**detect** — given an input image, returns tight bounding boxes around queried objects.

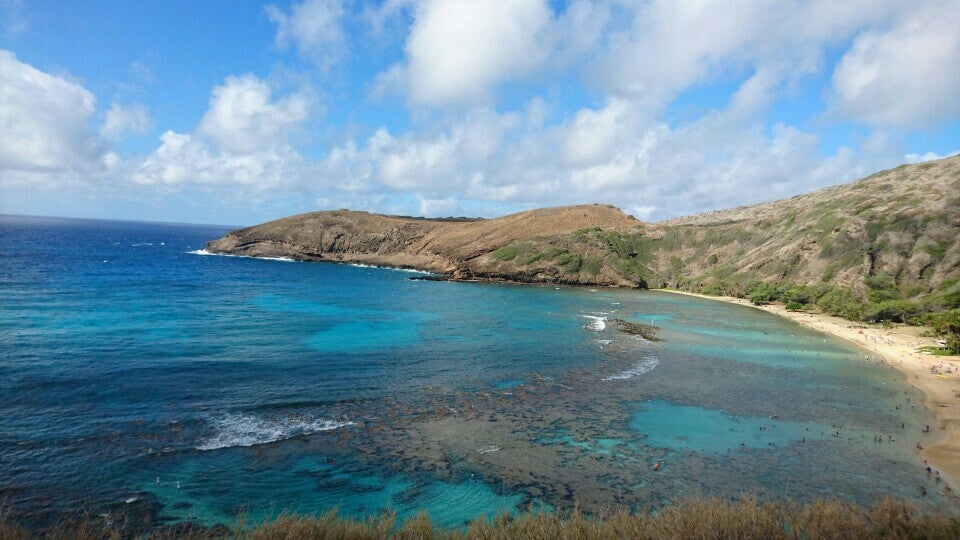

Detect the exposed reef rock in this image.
[611,319,662,341]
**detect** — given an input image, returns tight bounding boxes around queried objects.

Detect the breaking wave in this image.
[348,263,432,274]
[188,249,296,262]
[602,355,660,381]
[197,413,354,450]
[582,315,607,332]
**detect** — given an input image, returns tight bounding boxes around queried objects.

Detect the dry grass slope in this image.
[650,155,960,297]
[2,498,958,539]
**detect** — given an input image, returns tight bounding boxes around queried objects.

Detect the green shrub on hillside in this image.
[929,310,960,354]
[556,252,582,273]
[584,257,603,275]
[814,287,864,319]
[749,282,783,305]
[492,245,518,261]
[516,250,552,266]
[865,273,900,303]
[862,300,922,324]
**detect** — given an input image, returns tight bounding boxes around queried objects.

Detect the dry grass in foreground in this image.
[2,497,959,539]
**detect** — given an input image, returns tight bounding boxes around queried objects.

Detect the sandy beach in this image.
[660,289,960,498]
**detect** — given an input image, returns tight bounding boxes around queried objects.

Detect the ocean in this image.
[0,215,949,530]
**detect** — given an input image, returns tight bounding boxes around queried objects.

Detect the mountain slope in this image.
[206,204,649,287]
[206,155,960,314]
[648,155,960,315]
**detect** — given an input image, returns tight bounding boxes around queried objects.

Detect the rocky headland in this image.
[207,155,960,306]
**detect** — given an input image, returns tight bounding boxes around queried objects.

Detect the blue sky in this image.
[1,0,958,226]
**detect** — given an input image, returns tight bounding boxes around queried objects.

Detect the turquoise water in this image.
[0,216,950,532]
[631,400,828,454]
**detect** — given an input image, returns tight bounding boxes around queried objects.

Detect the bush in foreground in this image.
[2,497,958,539]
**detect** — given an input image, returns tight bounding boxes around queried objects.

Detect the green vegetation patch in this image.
[584,256,603,275]
[491,245,519,261]
[556,252,582,273]
[929,309,960,354]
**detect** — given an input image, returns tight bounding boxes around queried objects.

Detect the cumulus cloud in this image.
[198,74,310,154]
[319,63,908,221]
[135,74,312,188]
[101,102,151,140]
[400,0,553,106]
[0,50,104,185]
[6,1,958,224]
[831,3,960,128]
[904,150,960,164]
[266,0,346,68]
[593,0,901,111]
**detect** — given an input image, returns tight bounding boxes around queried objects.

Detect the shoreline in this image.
[658,288,960,498]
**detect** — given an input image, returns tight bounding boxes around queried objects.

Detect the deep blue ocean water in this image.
[0,216,950,530]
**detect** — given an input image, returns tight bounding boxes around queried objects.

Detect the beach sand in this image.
[660,289,960,499]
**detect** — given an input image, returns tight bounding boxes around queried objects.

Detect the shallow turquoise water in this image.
[0,216,950,531]
[631,400,828,454]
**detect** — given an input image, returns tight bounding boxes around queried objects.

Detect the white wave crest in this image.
[583,315,607,332]
[188,249,296,262]
[197,414,354,450]
[348,263,431,275]
[602,355,660,381]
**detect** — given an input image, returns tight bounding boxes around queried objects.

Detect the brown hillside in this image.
[649,155,960,299]
[207,156,960,303]
[206,204,646,286]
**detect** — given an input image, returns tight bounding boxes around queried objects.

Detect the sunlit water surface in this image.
[0,216,949,530]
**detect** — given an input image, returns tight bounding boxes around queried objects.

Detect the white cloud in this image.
[266,0,346,68]
[361,109,520,190]
[134,130,307,187]
[0,50,104,185]
[198,75,310,155]
[417,194,459,216]
[401,0,553,106]
[318,71,910,221]
[101,102,151,140]
[831,3,960,128]
[905,150,960,164]
[561,99,647,167]
[135,74,313,189]
[596,0,900,110]
[6,2,958,225]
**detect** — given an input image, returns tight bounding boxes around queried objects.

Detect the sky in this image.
[1,0,959,226]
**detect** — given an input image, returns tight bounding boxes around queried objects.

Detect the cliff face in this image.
[206,156,960,300]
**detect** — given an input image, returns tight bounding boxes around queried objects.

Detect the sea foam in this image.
[197,413,354,450]
[348,263,432,275]
[602,355,660,381]
[188,249,296,262]
[582,315,607,332]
